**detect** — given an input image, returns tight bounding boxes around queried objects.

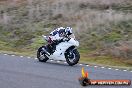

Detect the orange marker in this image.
[79,67,131,86]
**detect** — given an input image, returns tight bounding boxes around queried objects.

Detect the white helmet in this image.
[58,27,65,30]
[57,27,65,34]
[65,27,73,35]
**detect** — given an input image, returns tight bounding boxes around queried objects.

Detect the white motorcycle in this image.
[37,35,80,66]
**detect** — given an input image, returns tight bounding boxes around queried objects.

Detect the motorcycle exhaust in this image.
[42,48,50,56]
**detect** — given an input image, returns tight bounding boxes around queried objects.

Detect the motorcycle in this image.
[37,35,80,66]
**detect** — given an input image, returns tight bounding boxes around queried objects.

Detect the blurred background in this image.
[0,0,132,68]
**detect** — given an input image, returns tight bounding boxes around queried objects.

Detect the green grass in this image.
[79,2,132,13]
[80,55,132,70]
[103,32,122,42]
[0,36,45,57]
[29,36,45,50]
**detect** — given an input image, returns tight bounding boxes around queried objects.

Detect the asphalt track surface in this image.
[0,53,132,88]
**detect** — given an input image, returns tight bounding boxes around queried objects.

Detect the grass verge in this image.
[80,54,132,70]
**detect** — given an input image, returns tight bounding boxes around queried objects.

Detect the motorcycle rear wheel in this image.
[37,46,49,62]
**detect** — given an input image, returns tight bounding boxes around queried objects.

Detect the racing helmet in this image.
[58,27,65,35]
[59,27,65,29]
[65,27,73,35]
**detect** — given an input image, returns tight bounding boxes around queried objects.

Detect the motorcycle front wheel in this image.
[65,49,80,66]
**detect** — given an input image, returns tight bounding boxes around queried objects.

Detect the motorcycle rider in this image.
[43,27,73,55]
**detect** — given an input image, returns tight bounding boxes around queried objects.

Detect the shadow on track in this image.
[36,60,79,68]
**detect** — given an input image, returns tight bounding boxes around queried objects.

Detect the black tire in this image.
[37,46,49,62]
[79,77,91,86]
[65,49,80,66]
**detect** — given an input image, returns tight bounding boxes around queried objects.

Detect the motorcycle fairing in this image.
[46,38,79,61]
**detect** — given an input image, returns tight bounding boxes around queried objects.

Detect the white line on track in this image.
[20,56,23,57]
[94,66,98,68]
[4,54,7,55]
[57,61,60,63]
[101,67,105,68]
[27,57,30,58]
[115,69,119,70]
[64,62,67,64]
[11,55,15,56]
[35,58,37,60]
[79,64,83,66]
[86,65,89,67]
[50,60,53,62]
[123,70,127,72]
[3,54,132,73]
